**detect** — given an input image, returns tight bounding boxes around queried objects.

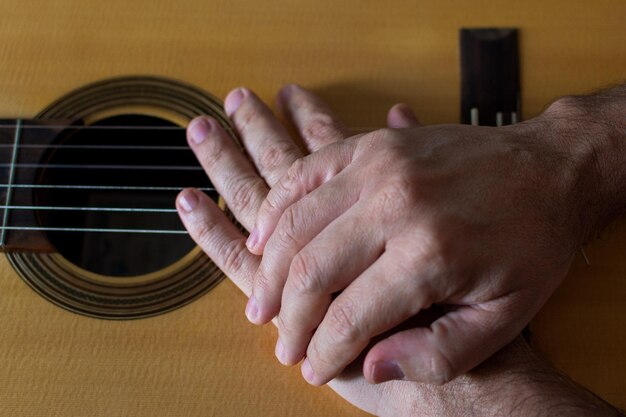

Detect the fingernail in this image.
[278,84,298,101]
[398,104,419,123]
[188,118,212,144]
[246,228,258,251]
[301,358,315,384]
[245,295,259,323]
[275,339,286,364]
[179,190,198,213]
[224,88,246,117]
[371,360,405,383]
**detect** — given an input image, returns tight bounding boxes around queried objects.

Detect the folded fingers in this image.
[247,171,362,324]
[301,249,437,386]
[278,84,351,151]
[248,138,360,255]
[275,201,386,366]
[222,87,304,188]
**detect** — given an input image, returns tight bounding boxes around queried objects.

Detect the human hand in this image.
[246,99,588,386]
[175,86,620,417]
[175,84,421,414]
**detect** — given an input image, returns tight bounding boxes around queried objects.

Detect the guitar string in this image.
[0,124,187,130]
[0,124,377,132]
[0,123,376,236]
[0,163,203,171]
[0,184,216,213]
[0,226,187,234]
[5,205,178,213]
[0,184,216,191]
[0,144,191,151]
[0,124,374,157]
[0,119,22,246]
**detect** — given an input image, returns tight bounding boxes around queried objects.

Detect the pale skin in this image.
[176,85,624,416]
[244,86,626,387]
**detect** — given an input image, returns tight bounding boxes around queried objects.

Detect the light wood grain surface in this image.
[0,0,624,415]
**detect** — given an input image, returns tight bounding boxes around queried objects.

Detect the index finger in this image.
[246,137,360,255]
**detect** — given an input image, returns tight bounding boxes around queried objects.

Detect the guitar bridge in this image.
[460,28,521,126]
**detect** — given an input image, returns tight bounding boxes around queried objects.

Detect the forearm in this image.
[536,85,626,241]
[399,338,623,417]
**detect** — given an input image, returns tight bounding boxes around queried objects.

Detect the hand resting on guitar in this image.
[249,86,626,387]
[176,85,624,417]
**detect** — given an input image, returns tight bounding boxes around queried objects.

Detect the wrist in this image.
[528,91,626,243]
[401,338,622,417]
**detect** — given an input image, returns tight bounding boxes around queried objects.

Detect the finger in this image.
[300,251,435,386]
[187,116,268,231]
[275,202,386,366]
[247,138,359,255]
[176,188,259,296]
[386,103,422,128]
[247,171,362,325]
[225,87,303,187]
[363,301,523,384]
[177,191,385,417]
[277,84,351,151]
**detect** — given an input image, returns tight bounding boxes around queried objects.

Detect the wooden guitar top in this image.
[0,0,624,415]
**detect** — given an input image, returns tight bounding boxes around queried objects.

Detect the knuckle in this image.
[259,190,281,220]
[218,238,249,273]
[356,131,378,150]
[289,251,324,295]
[355,129,410,162]
[285,157,306,184]
[191,218,219,251]
[276,313,297,338]
[302,114,342,143]
[306,337,334,371]
[326,298,361,343]
[258,140,295,172]
[375,176,414,215]
[412,229,450,275]
[276,205,300,247]
[253,266,274,295]
[226,175,264,213]
[201,139,225,168]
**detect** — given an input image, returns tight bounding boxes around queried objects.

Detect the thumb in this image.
[363,305,523,384]
[387,103,422,128]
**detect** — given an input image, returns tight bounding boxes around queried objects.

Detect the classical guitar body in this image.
[0,1,624,416]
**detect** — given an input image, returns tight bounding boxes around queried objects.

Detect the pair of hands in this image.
[176,85,582,391]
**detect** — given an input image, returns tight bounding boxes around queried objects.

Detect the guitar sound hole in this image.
[34,114,214,277]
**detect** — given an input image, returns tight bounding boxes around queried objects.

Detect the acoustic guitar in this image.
[1,1,624,416]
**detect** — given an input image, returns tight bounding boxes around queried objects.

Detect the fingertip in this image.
[275,84,293,114]
[177,188,200,213]
[245,227,262,254]
[245,295,261,324]
[277,83,298,101]
[367,360,405,384]
[364,327,455,385]
[247,212,275,255]
[187,116,214,145]
[301,358,325,386]
[251,201,280,253]
[387,103,421,129]
[246,275,278,325]
[245,284,274,324]
[224,87,249,117]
